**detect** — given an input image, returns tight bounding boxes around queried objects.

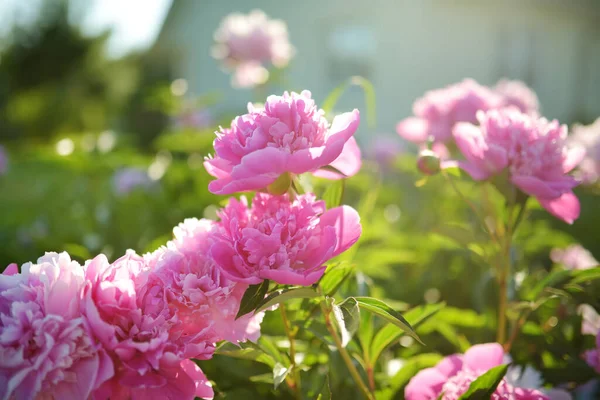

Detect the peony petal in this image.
[318,205,362,257]
[3,263,18,275]
[327,109,360,143]
[260,266,326,286]
[210,242,262,284]
[180,360,214,400]
[537,191,580,224]
[287,140,345,174]
[452,122,488,167]
[563,145,586,173]
[396,117,430,143]
[404,368,447,400]
[511,175,562,198]
[463,342,504,372]
[435,354,463,377]
[441,160,492,181]
[313,136,362,179]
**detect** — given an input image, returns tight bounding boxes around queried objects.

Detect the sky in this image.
[80,0,173,57]
[0,0,173,58]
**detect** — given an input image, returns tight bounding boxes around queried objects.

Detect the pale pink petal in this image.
[3,263,18,275]
[435,354,463,377]
[318,205,362,257]
[463,343,504,372]
[404,368,447,400]
[537,191,580,224]
[260,266,326,286]
[313,136,362,179]
[562,145,586,173]
[326,109,361,143]
[511,175,563,198]
[180,360,214,400]
[396,117,430,143]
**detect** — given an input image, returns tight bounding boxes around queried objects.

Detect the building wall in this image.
[153,0,600,140]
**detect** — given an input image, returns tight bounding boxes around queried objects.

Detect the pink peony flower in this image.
[148,218,264,345]
[212,10,294,88]
[82,251,213,400]
[0,252,113,400]
[397,79,502,145]
[569,118,600,185]
[211,193,362,286]
[550,244,598,270]
[494,79,540,115]
[405,343,567,400]
[204,90,361,195]
[446,108,585,224]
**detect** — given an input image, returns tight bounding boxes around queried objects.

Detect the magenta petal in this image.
[319,205,362,257]
[260,266,326,286]
[203,157,233,179]
[435,354,463,377]
[211,242,260,284]
[327,109,360,143]
[537,191,580,224]
[180,360,214,400]
[313,136,362,179]
[452,122,486,165]
[287,140,345,174]
[396,117,430,143]
[463,343,504,371]
[563,145,586,173]
[442,160,492,181]
[404,368,447,400]
[511,175,562,198]
[3,263,18,275]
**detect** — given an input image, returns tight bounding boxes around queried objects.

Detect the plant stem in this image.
[319,300,374,400]
[280,304,302,400]
[497,204,515,344]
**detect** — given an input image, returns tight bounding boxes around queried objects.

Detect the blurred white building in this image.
[152,0,600,136]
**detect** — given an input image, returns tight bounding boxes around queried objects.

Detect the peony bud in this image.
[416,149,441,175]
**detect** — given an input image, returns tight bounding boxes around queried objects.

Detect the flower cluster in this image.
[212,10,294,88]
[396,79,539,153]
[551,244,598,270]
[405,343,570,400]
[569,118,600,185]
[446,108,584,224]
[1,88,362,399]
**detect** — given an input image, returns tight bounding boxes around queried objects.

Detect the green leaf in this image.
[527,269,572,300]
[355,297,423,344]
[319,263,354,296]
[236,280,270,319]
[316,375,332,400]
[370,302,445,363]
[323,179,345,209]
[332,297,360,347]
[273,362,290,389]
[255,287,319,313]
[457,364,509,400]
[215,342,276,368]
[358,312,374,358]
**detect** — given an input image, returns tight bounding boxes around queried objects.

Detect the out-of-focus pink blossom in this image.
[211,193,361,286]
[148,218,264,345]
[446,108,584,224]
[405,343,567,400]
[174,108,214,131]
[494,79,540,114]
[212,10,294,88]
[578,304,600,336]
[0,145,8,175]
[204,90,361,195]
[550,244,598,270]
[569,118,600,185]
[397,79,540,147]
[83,251,213,400]
[112,167,154,196]
[585,335,600,374]
[0,252,113,400]
[397,79,502,145]
[366,135,404,167]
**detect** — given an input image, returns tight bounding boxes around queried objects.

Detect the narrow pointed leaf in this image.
[236,280,270,319]
[457,364,508,400]
[255,287,319,313]
[323,179,345,209]
[332,297,360,347]
[273,363,290,389]
[355,297,422,344]
[320,263,354,296]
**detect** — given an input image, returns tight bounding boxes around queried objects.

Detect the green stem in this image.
[497,204,515,344]
[280,304,302,400]
[319,300,374,400]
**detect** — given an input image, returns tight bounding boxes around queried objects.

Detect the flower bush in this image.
[2,8,600,400]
